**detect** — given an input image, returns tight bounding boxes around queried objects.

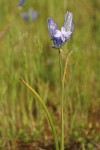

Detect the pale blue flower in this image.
[47,12,74,48]
[21,9,38,21]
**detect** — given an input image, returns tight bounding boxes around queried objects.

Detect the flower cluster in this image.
[17,0,38,21]
[21,9,38,21]
[47,12,74,48]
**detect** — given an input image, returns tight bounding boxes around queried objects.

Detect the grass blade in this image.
[19,78,59,150]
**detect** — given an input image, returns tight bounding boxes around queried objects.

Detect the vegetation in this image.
[0,0,99,149]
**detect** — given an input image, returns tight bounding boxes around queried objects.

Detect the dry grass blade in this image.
[62,50,73,85]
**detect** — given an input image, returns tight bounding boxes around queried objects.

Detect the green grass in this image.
[0,0,100,149]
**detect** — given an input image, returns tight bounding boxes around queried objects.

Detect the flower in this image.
[18,0,26,7]
[21,9,38,21]
[47,12,74,49]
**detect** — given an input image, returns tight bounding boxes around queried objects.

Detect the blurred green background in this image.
[0,0,100,149]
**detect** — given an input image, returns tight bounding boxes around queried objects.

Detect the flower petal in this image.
[52,37,63,48]
[61,35,66,42]
[61,27,72,42]
[54,30,62,38]
[63,12,73,32]
[71,22,74,31]
[63,31,72,38]
[47,18,58,37]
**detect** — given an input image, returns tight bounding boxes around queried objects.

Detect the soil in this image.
[4,137,100,150]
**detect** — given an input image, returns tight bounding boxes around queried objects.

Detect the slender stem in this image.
[61,81,64,150]
[61,50,73,150]
[58,49,64,150]
[59,50,62,81]
[19,79,59,150]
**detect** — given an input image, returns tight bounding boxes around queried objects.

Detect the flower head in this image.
[21,9,38,21]
[18,0,26,7]
[47,12,74,49]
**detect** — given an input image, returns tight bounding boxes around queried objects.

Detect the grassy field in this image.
[0,0,100,149]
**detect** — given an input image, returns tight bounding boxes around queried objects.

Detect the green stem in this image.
[61,50,73,150]
[61,81,64,150]
[19,79,59,150]
[58,50,64,150]
[59,50,62,82]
